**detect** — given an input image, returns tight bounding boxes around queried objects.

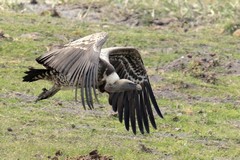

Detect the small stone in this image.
[210,53,216,57]
[7,127,13,132]
[20,32,42,40]
[187,54,192,58]
[51,8,60,18]
[71,124,76,128]
[172,116,180,122]
[89,150,98,156]
[175,128,181,131]
[30,0,38,5]
[51,156,58,160]
[233,29,240,37]
[55,150,63,156]
[198,110,204,114]
[139,144,153,153]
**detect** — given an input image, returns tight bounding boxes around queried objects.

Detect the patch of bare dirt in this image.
[20,2,141,27]
[65,150,112,160]
[160,52,240,84]
[46,149,112,160]
[19,32,42,40]
[0,91,35,103]
[154,86,240,107]
[194,139,230,150]
[148,76,240,107]
[0,91,113,121]
[8,1,203,29]
[227,120,240,129]
[139,144,154,153]
[3,0,226,32]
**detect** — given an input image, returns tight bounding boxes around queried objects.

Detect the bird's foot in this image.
[35,88,48,102]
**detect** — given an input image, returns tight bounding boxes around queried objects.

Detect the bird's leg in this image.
[97,80,106,93]
[98,83,106,93]
[35,85,61,102]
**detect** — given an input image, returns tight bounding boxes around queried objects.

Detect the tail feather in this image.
[23,68,49,82]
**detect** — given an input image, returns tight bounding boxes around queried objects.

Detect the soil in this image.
[47,150,112,160]
[158,51,240,84]
[161,52,240,75]
[11,1,202,29]
[22,2,144,27]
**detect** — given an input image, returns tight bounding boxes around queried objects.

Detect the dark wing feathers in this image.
[129,91,137,134]
[134,91,144,134]
[139,92,150,133]
[117,92,125,123]
[124,93,130,131]
[111,93,119,111]
[36,32,108,109]
[106,47,163,134]
[145,81,164,118]
[143,85,157,129]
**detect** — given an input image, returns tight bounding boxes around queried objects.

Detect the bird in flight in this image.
[23,32,163,134]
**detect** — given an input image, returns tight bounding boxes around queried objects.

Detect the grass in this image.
[0,0,240,159]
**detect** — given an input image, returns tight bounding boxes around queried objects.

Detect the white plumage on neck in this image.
[104,72,120,84]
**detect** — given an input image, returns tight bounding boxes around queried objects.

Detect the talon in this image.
[35,98,40,103]
[35,96,42,102]
[35,88,49,102]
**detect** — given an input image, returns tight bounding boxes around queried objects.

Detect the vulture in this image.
[23,32,163,134]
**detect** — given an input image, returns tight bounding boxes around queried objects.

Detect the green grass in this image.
[0,0,240,159]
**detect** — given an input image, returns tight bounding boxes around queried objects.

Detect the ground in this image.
[0,0,240,159]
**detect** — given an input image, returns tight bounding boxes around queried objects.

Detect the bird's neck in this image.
[99,58,120,84]
[104,72,120,84]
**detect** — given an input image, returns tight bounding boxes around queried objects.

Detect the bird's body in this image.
[23,32,163,134]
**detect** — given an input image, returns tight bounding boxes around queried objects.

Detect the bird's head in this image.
[104,79,142,93]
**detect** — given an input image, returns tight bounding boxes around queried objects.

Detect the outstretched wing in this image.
[36,32,108,109]
[102,47,163,134]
